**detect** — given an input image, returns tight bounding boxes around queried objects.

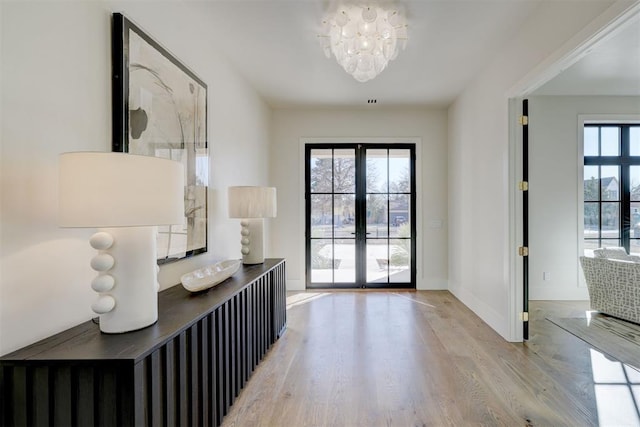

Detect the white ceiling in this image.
[197,1,640,108]
[534,11,640,96]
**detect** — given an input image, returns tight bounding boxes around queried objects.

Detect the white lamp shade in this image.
[228,186,277,218]
[59,152,185,227]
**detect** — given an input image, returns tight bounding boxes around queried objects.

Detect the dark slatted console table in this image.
[0,258,286,427]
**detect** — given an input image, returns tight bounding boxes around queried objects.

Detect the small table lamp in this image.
[228,186,277,264]
[59,152,184,333]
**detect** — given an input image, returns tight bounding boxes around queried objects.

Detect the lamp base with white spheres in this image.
[89,226,159,333]
[239,218,266,265]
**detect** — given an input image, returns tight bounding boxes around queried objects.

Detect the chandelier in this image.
[320,4,408,82]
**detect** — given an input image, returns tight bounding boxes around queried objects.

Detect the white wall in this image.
[271,108,448,290]
[0,1,271,355]
[448,0,616,341]
[528,95,640,300]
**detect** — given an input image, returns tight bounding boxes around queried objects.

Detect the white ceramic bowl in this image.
[180,259,241,293]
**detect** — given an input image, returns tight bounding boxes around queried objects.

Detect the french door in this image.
[305,143,416,289]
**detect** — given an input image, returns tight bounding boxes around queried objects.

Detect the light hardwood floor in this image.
[221,291,639,426]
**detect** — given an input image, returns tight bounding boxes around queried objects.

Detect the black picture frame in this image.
[112,13,208,264]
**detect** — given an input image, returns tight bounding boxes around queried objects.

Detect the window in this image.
[584,124,640,254]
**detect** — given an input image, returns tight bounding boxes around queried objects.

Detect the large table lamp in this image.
[58,152,184,333]
[228,186,277,265]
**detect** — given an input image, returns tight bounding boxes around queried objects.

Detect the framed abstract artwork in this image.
[112,13,208,264]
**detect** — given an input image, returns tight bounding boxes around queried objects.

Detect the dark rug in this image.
[547,313,640,369]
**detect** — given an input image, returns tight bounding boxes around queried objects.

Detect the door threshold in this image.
[305,288,416,292]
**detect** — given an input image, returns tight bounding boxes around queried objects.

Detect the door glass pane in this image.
[631,203,640,241]
[310,239,333,283]
[366,239,388,283]
[584,202,599,238]
[334,239,355,283]
[601,202,619,239]
[390,195,410,237]
[601,166,619,201]
[310,149,332,193]
[311,195,332,238]
[601,127,620,156]
[631,127,640,156]
[631,172,640,264]
[601,239,621,248]
[390,238,411,283]
[584,165,599,201]
[333,149,355,193]
[631,211,640,253]
[334,194,355,238]
[631,166,640,201]
[584,127,599,156]
[389,149,410,192]
[366,149,388,193]
[583,239,599,255]
[366,194,388,238]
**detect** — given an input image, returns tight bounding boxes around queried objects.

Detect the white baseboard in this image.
[286,278,305,291]
[530,285,589,300]
[449,284,512,342]
[286,278,446,291]
[417,278,448,290]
